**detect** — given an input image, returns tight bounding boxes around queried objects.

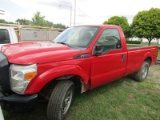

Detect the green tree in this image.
[131,8,160,45]
[103,16,130,38]
[16,18,31,25]
[46,20,54,27]
[53,23,67,29]
[0,19,6,23]
[0,19,14,24]
[31,11,67,28]
[31,11,47,26]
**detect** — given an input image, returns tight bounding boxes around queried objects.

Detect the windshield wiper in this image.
[56,42,71,47]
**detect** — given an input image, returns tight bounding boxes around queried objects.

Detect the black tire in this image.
[133,61,149,82]
[47,80,75,120]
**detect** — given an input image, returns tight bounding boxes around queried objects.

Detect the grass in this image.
[3,65,160,120]
[127,42,160,60]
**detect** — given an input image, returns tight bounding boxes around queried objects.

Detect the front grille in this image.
[0,51,10,91]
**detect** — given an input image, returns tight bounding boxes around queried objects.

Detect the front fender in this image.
[25,65,89,94]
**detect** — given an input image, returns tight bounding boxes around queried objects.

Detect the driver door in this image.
[90,28,127,88]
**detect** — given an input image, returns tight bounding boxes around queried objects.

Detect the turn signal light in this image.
[25,72,37,80]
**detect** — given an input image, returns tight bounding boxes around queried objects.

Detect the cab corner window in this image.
[0,29,10,44]
[95,28,121,54]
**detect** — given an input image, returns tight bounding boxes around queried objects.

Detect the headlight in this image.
[10,64,37,94]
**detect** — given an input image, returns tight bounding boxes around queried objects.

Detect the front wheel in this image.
[133,61,149,82]
[47,80,75,120]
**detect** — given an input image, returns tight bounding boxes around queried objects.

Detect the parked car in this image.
[0,26,18,48]
[0,25,158,120]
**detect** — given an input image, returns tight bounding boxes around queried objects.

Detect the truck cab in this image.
[0,26,18,48]
[0,26,18,45]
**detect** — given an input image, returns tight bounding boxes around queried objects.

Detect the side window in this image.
[0,29,10,44]
[96,28,121,54]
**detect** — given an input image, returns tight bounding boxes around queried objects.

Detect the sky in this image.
[0,0,160,26]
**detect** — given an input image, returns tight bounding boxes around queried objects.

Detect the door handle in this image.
[122,54,125,61]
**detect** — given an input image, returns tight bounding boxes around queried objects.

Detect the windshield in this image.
[53,26,99,48]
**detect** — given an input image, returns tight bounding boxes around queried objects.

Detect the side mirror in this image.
[95,45,103,51]
[93,45,103,56]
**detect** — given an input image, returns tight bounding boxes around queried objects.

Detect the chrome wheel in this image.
[133,61,149,82]
[62,89,73,114]
[142,64,148,79]
[47,80,74,120]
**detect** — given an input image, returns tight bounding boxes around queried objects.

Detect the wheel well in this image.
[40,75,82,100]
[144,57,152,65]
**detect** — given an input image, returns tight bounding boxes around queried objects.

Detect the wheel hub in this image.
[142,65,148,79]
[62,89,73,114]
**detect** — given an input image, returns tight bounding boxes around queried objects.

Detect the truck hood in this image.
[1,42,81,64]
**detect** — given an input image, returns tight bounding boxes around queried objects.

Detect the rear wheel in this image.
[47,80,74,120]
[133,61,149,82]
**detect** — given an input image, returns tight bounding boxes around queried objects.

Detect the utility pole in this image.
[70,6,72,27]
[74,0,76,26]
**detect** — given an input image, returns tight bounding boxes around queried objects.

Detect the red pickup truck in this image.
[0,25,158,120]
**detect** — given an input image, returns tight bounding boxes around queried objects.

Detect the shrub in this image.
[126,40,141,44]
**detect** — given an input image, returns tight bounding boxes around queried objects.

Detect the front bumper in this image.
[0,91,38,113]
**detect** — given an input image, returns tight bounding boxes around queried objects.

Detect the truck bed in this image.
[125,45,158,76]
